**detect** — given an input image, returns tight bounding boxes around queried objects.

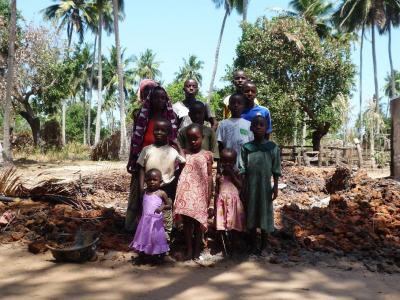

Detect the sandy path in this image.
[0,244,399,300]
[14,161,126,186]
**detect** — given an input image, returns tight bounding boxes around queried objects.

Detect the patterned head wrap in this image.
[129,84,178,166]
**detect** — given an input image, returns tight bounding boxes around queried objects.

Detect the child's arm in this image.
[230,169,242,191]
[207,154,213,207]
[154,190,172,213]
[138,166,145,197]
[171,138,186,159]
[208,117,218,131]
[271,144,282,201]
[272,176,279,200]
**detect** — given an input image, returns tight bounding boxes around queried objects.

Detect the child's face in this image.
[186,128,203,152]
[183,80,199,97]
[153,121,169,145]
[220,152,236,171]
[243,84,257,103]
[233,71,248,91]
[145,171,162,191]
[229,96,246,117]
[189,106,205,125]
[251,118,267,140]
[150,89,167,112]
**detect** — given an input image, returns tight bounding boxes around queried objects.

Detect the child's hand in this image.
[208,207,214,218]
[272,184,278,201]
[126,162,134,174]
[170,139,180,149]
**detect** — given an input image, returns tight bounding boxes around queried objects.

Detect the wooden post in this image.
[335,149,340,166]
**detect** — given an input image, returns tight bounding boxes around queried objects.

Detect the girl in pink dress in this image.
[130,169,171,261]
[214,148,245,255]
[174,124,213,260]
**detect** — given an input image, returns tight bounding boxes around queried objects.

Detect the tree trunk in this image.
[243,0,248,22]
[370,121,376,169]
[388,23,396,116]
[62,101,66,145]
[311,125,330,151]
[371,23,379,112]
[207,9,229,102]
[113,0,128,158]
[19,111,40,146]
[94,9,103,145]
[359,24,364,144]
[2,0,17,163]
[83,88,86,145]
[87,35,97,146]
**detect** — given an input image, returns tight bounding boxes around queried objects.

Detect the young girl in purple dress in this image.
[130,169,171,261]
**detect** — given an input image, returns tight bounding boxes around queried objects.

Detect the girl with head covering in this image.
[125,81,178,232]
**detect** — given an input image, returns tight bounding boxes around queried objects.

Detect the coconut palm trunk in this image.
[371,22,379,112]
[87,35,97,146]
[3,0,17,162]
[359,24,364,144]
[112,0,128,157]
[94,9,103,145]
[207,8,229,102]
[387,23,396,116]
[243,0,248,22]
[62,100,67,145]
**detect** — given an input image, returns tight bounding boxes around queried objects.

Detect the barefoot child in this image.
[178,101,219,160]
[174,124,213,260]
[217,93,253,167]
[130,169,171,259]
[242,82,272,139]
[125,85,178,232]
[137,118,186,239]
[173,79,217,130]
[239,116,281,254]
[222,70,248,119]
[214,148,246,255]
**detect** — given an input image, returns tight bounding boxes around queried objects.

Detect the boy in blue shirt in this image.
[242,81,272,139]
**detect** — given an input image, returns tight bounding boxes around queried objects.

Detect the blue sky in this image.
[19,0,400,121]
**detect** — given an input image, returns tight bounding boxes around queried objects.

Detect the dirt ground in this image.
[1,161,399,299]
[1,243,399,300]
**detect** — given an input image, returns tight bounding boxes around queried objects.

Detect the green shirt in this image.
[178,125,219,159]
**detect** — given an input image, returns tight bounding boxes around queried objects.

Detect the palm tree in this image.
[175,55,204,85]
[41,0,94,48]
[334,0,386,113]
[2,0,16,162]
[379,0,400,100]
[103,46,135,102]
[384,70,400,115]
[207,0,244,102]
[289,0,334,38]
[91,0,117,146]
[132,49,161,81]
[111,0,128,156]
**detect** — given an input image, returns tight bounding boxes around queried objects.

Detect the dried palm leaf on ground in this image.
[0,167,92,209]
[0,167,29,197]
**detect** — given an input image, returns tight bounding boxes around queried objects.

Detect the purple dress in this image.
[129,192,169,255]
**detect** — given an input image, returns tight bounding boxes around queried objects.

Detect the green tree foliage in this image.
[133,48,161,82]
[233,16,355,149]
[165,80,184,103]
[384,70,400,98]
[174,55,204,85]
[66,102,96,142]
[289,0,333,38]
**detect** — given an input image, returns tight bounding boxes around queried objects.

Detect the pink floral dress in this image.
[215,175,245,232]
[174,150,213,229]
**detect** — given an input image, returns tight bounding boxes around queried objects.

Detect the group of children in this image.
[126,70,281,262]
